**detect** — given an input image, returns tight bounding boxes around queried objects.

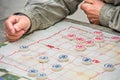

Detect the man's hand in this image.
[80,0,105,24]
[5,15,31,42]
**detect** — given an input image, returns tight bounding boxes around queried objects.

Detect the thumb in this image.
[13,21,25,32]
[13,16,30,32]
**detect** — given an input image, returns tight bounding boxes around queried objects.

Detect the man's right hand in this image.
[5,15,31,42]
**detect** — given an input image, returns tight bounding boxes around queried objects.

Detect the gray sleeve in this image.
[99,4,120,32]
[18,0,82,33]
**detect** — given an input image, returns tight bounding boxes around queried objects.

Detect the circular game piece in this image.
[85,40,94,47]
[52,64,62,72]
[95,37,104,43]
[111,36,120,42]
[39,56,49,63]
[94,31,103,36]
[75,37,85,43]
[37,72,47,80]
[58,54,69,62]
[75,44,86,51]
[19,45,29,51]
[81,57,92,65]
[28,69,38,77]
[104,63,115,72]
[67,33,76,40]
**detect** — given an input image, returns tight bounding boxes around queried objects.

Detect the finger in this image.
[80,3,92,13]
[7,30,25,37]
[6,35,19,42]
[92,19,100,24]
[89,18,100,24]
[5,16,17,34]
[87,14,99,21]
[13,16,30,32]
[13,21,25,32]
[6,30,25,42]
[7,37,19,42]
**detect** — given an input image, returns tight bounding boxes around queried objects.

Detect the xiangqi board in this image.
[0,21,120,80]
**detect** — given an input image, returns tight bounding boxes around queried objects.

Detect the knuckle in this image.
[80,4,86,9]
[80,4,91,12]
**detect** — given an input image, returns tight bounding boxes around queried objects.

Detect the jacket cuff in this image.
[20,11,36,34]
[16,9,41,34]
[99,4,115,27]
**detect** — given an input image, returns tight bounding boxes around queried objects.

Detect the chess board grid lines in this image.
[0,23,120,80]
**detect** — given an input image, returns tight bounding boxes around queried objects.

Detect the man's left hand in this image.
[80,0,105,24]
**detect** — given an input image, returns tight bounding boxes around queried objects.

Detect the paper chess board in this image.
[0,21,120,80]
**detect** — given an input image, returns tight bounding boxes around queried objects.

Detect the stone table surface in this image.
[0,0,26,20]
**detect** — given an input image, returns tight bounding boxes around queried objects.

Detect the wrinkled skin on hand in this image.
[5,15,31,42]
[80,0,105,24]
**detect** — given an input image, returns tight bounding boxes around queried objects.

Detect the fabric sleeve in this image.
[17,0,82,33]
[99,4,120,32]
